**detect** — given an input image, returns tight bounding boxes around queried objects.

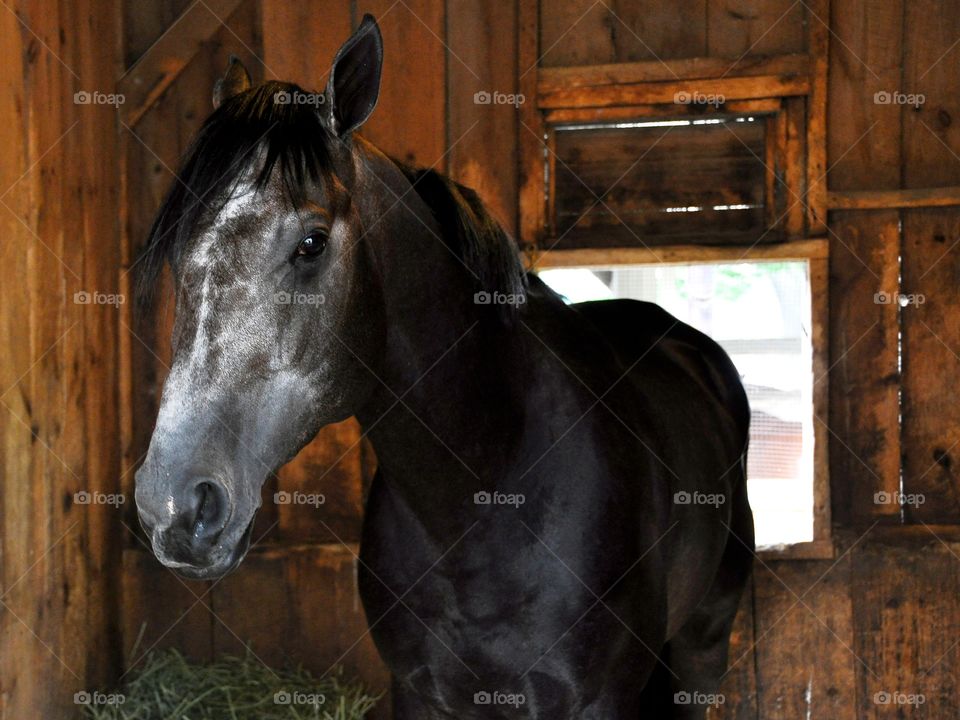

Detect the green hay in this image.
[80,649,379,720]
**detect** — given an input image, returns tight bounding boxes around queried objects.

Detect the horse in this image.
[133,15,754,719]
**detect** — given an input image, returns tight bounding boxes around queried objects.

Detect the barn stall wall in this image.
[0,1,123,717]
[3,0,960,718]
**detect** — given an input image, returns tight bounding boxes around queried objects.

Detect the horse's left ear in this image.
[326,15,383,136]
[212,56,252,109]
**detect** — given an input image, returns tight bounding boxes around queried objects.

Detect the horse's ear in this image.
[325,14,383,136]
[212,56,252,109]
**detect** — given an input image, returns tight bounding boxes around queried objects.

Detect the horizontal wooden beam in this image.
[538,53,810,109]
[544,98,783,124]
[828,186,960,210]
[528,237,829,269]
[118,0,246,127]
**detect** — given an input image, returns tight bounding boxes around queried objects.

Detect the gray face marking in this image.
[135,157,387,580]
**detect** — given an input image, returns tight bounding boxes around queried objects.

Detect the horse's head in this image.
[134,17,387,579]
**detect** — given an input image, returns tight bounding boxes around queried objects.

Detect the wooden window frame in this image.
[516,0,833,559]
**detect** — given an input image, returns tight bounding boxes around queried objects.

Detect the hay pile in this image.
[80,649,379,720]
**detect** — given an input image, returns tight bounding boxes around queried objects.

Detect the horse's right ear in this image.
[326,15,383,136]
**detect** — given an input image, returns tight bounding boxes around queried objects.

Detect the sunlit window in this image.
[538,261,814,548]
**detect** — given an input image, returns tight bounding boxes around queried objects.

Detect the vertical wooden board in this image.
[122,0,194,68]
[518,0,545,251]
[852,538,960,719]
[209,550,304,667]
[356,0,446,166]
[276,419,365,543]
[121,549,214,666]
[211,546,390,699]
[712,587,758,719]
[783,96,806,238]
[901,208,960,522]
[805,0,829,234]
[826,0,904,191]
[901,0,960,189]
[446,0,519,235]
[610,0,707,62]
[828,211,900,525]
[753,557,856,719]
[64,0,125,691]
[706,0,805,58]
[261,0,351,86]
[538,0,615,67]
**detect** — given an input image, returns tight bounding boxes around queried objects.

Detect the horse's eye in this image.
[296,232,327,259]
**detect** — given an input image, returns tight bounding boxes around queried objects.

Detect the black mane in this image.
[136,80,526,313]
[395,164,527,307]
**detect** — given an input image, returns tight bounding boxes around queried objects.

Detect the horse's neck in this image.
[351,149,528,531]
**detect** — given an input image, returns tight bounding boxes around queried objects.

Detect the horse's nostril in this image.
[189,480,229,545]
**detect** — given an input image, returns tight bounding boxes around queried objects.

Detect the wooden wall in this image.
[0,0,123,717]
[4,0,960,718]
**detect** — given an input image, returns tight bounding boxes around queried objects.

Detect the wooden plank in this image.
[714,586,758,718]
[530,237,829,268]
[538,0,615,67]
[517,0,545,250]
[0,0,124,715]
[898,2,960,522]
[446,0,519,235]
[827,212,900,525]
[805,0,829,234]
[117,0,247,127]
[811,255,831,541]
[782,96,806,237]
[539,72,811,109]
[707,0,806,57]
[538,53,809,94]
[212,544,391,706]
[829,186,960,210]
[852,538,960,718]
[901,208,960,523]
[356,0,446,167]
[544,97,782,124]
[122,0,193,68]
[607,0,707,62]
[276,419,364,543]
[121,549,214,665]
[753,556,856,719]
[826,0,904,192]
[901,0,960,189]
[261,0,351,86]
